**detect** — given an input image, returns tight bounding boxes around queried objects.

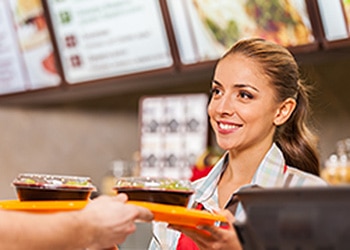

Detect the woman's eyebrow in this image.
[212,80,259,93]
[211,80,222,86]
[233,83,259,92]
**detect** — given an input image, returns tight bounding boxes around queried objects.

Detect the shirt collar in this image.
[190,143,286,207]
[191,153,228,204]
[251,143,286,187]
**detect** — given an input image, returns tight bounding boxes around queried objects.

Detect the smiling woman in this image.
[148,38,327,250]
[208,53,280,156]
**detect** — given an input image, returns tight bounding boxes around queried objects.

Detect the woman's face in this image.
[208,54,281,152]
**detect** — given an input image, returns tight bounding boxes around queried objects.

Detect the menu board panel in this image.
[167,0,316,65]
[0,0,60,95]
[317,0,349,41]
[45,0,173,84]
[343,0,350,34]
[0,0,27,94]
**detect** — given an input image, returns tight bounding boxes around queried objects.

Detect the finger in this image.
[169,224,196,231]
[169,224,196,233]
[113,193,128,202]
[180,228,214,248]
[102,245,118,250]
[170,225,219,249]
[198,225,222,238]
[135,206,154,221]
[124,204,154,221]
[172,225,211,237]
[219,209,236,224]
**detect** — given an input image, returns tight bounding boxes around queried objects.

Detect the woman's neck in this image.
[217,141,273,208]
[228,140,272,176]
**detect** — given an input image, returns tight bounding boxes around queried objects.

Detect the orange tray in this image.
[0,200,88,212]
[128,201,227,227]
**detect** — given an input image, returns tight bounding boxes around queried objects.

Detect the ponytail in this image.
[275,81,320,175]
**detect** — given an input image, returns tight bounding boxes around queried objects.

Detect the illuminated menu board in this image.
[167,0,316,64]
[317,0,349,41]
[0,0,27,94]
[0,0,60,95]
[46,0,173,84]
[343,0,350,31]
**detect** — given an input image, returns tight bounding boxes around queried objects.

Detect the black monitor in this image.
[234,186,350,250]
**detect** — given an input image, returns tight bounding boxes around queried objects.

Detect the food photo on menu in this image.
[191,0,313,51]
[343,0,350,30]
[9,0,61,89]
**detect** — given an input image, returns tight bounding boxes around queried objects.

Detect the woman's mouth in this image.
[217,122,241,133]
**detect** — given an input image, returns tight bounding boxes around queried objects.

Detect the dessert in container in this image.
[12,173,96,201]
[113,177,194,206]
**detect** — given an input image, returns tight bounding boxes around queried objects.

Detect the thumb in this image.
[113,193,128,203]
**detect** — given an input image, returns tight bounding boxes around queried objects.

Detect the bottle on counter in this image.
[101,160,135,196]
[321,139,350,185]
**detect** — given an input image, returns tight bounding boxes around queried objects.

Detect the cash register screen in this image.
[234,186,350,250]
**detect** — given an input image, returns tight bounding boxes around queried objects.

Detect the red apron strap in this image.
[176,233,200,250]
[176,203,203,250]
[282,164,295,188]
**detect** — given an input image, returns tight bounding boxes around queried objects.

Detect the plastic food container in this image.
[12,173,97,201]
[113,177,194,207]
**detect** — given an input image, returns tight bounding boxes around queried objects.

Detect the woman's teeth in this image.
[219,123,239,130]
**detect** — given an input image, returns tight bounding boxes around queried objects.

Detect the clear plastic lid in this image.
[113,176,194,193]
[12,173,96,191]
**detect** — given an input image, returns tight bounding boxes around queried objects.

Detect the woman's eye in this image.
[210,88,221,96]
[239,91,253,99]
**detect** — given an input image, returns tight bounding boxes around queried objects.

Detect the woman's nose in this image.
[211,95,235,116]
[219,95,235,114]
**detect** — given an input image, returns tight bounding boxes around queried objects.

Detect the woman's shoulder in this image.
[285,165,328,187]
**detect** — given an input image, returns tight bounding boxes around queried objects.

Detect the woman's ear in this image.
[273,98,297,126]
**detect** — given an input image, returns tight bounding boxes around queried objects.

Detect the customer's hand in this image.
[81,194,153,249]
[170,209,242,250]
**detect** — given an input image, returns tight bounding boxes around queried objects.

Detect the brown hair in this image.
[220,38,320,176]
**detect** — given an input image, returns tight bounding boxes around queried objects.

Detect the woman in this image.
[149,38,327,250]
